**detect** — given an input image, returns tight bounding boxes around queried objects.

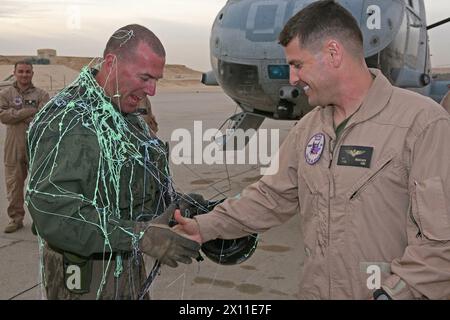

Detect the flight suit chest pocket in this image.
[413,177,450,241]
[346,150,396,200]
[298,161,327,243]
[299,163,329,200]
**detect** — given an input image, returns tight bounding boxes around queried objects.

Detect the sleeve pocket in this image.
[415,177,450,241]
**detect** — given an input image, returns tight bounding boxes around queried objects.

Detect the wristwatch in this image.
[373,288,392,300]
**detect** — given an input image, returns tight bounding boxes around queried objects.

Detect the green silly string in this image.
[26,67,174,298]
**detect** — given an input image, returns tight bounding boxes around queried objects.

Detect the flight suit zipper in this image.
[327,122,355,298]
[328,139,334,169]
[329,123,356,166]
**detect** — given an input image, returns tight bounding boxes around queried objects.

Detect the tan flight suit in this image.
[195,69,450,299]
[0,82,49,224]
[137,97,159,135]
[441,91,450,114]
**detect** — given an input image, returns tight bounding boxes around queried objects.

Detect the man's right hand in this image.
[173,209,203,244]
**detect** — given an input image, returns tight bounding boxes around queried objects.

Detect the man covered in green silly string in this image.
[26,24,200,300]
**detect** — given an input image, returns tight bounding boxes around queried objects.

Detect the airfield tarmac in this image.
[0,86,304,300]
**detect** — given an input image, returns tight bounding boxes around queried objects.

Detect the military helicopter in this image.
[202,0,450,133]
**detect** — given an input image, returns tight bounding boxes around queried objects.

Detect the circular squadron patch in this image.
[14,96,22,106]
[305,133,325,165]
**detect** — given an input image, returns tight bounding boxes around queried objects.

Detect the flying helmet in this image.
[201,234,258,265]
[179,195,258,265]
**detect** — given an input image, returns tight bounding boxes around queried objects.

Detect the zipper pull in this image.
[412,180,422,238]
[328,139,335,168]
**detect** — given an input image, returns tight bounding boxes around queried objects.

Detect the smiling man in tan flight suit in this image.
[173,1,450,299]
[0,61,49,233]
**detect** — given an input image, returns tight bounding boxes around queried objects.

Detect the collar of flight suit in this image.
[13,81,36,95]
[319,68,394,139]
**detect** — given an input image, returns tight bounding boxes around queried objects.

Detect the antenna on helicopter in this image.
[427,17,450,30]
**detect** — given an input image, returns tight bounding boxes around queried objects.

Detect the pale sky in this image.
[0,0,449,71]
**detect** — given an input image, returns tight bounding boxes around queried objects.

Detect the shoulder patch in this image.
[305,133,325,165]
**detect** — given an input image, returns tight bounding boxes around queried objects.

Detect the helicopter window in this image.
[390,9,407,64]
[405,11,420,68]
[268,65,289,80]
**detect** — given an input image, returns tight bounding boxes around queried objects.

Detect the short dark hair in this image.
[103,24,165,58]
[14,60,33,70]
[279,1,363,56]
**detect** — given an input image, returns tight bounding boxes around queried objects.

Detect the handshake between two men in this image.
[135,194,207,268]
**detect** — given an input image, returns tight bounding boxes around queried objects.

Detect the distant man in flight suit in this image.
[441,90,450,113]
[174,1,450,299]
[0,61,49,233]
